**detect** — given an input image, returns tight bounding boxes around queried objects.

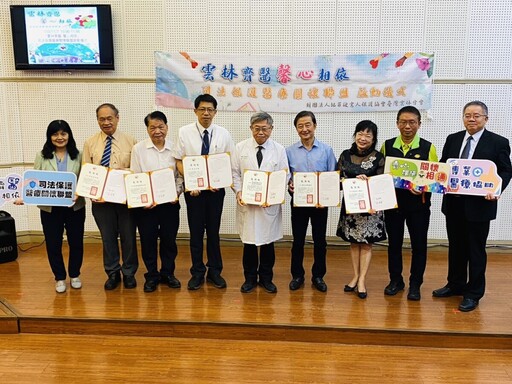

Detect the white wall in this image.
[1,0,511,243]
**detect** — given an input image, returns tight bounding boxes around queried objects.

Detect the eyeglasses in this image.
[251,126,272,133]
[463,114,487,120]
[397,120,419,127]
[196,107,216,114]
[98,116,116,123]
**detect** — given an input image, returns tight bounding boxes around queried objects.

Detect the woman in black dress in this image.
[337,120,386,299]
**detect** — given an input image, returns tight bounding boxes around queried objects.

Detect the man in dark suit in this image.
[433,101,512,312]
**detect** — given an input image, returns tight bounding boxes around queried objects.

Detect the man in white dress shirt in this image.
[130,111,183,293]
[232,112,289,293]
[173,94,236,290]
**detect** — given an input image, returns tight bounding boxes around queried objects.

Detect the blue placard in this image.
[23,170,77,206]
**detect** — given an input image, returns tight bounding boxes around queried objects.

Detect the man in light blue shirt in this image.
[286,111,337,292]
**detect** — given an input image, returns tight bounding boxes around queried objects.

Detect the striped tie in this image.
[100,136,112,167]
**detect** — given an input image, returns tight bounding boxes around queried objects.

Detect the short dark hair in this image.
[353,120,378,151]
[463,100,488,116]
[144,111,167,127]
[293,110,316,127]
[96,103,119,117]
[41,120,79,160]
[396,106,421,122]
[194,94,218,109]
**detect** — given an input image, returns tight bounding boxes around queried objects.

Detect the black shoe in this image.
[289,277,304,291]
[407,286,421,301]
[312,277,327,292]
[458,297,479,312]
[143,280,159,293]
[123,275,137,289]
[344,284,356,292]
[240,280,257,293]
[187,275,205,290]
[357,289,368,299]
[104,272,121,290]
[161,275,181,289]
[259,280,277,294]
[384,281,405,296]
[432,285,462,298]
[207,274,227,289]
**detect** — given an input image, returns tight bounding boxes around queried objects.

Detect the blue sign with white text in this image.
[23,170,76,206]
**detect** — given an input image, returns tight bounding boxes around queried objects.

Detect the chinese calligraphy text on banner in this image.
[0,174,22,207]
[446,159,502,197]
[23,170,76,207]
[155,52,434,113]
[384,157,450,194]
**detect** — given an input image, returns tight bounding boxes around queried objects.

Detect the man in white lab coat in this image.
[232,112,289,294]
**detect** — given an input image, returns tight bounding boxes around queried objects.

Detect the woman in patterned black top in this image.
[337,120,386,299]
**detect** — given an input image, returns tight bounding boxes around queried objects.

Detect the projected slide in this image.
[24,7,101,65]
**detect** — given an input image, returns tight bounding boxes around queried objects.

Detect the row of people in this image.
[23,96,511,313]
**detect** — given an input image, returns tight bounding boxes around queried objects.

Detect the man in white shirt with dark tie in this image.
[173,94,236,290]
[232,112,289,293]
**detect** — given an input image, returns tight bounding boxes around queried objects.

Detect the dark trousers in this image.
[184,189,225,277]
[445,198,490,300]
[40,207,85,281]
[92,202,138,277]
[243,243,275,283]
[290,204,328,280]
[133,203,180,282]
[385,207,430,287]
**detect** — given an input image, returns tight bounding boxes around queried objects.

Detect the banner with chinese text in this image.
[446,159,502,197]
[22,170,76,206]
[155,51,434,113]
[384,157,450,194]
[0,173,22,207]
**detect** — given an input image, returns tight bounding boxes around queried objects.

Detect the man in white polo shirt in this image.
[130,111,183,293]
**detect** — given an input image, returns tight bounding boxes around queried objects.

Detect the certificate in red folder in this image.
[293,171,341,207]
[342,173,397,214]
[76,163,131,203]
[182,152,233,191]
[124,168,178,208]
[241,169,287,206]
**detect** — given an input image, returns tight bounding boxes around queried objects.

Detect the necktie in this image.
[201,130,210,155]
[460,136,473,159]
[256,146,263,168]
[100,136,112,167]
